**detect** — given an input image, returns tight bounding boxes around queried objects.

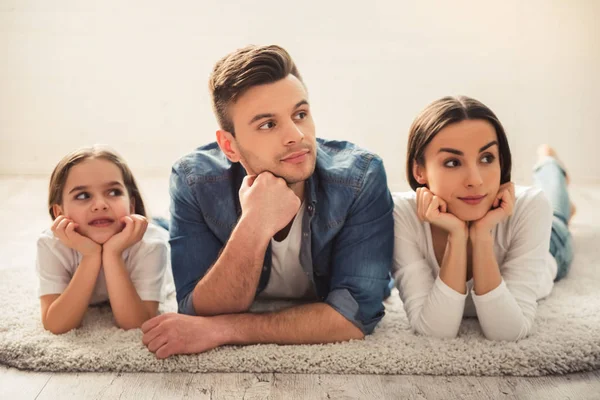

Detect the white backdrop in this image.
[1,0,599,190]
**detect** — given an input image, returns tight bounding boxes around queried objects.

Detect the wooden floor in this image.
[1,177,599,400]
[2,366,600,400]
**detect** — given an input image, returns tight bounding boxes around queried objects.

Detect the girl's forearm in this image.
[471,234,502,295]
[43,254,102,334]
[102,252,154,329]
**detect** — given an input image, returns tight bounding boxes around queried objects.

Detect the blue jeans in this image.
[533,157,574,281]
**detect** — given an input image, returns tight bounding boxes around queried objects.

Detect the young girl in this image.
[36,145,170,334]
[393,96,574,341]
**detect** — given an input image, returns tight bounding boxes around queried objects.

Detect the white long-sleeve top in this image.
[392,186,557,341]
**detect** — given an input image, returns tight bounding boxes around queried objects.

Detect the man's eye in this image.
[444,159,460,168]
[294,111,307,120]
[259,121,276,130]
[75,192,89,200]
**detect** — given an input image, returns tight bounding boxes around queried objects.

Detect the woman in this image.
[393,96,574,341]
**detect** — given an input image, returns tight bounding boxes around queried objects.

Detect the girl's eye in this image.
[75,192,89,200]
[108,189,123,196]
[481,154,496,164]
[444,159,460,168]
[258,121,276,130]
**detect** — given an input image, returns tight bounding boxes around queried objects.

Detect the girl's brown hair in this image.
[406,96,512,191]
[47,145,146,219]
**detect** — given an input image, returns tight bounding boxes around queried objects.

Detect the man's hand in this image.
[141,313,227,359]
[51,216,102,256]
[103,214,148,256]
[239,172,301,238]
[470,182,515,240]
[416,187,468,239]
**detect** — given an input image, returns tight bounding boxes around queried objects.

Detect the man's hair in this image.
[406,96,512,191]
[209,45,303,135]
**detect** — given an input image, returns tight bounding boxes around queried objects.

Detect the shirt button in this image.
[263,266,267,271]
[303,232,309,238]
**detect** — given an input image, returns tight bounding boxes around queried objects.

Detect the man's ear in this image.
[216,130,241,163]
[51,204,63,219]
[412,162,428,185]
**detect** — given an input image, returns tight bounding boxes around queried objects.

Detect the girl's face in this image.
[53,158,134,244]
[414,119,502,222]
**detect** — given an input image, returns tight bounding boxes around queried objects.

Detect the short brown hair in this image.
[406,96,512,191]
[47,145,146,219]
[209,45,303,135]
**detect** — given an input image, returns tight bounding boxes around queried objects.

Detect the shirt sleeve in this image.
[324,156,394,335]
[169,163,226,315]
[392,195,467,338]
[472,188,553,341]
[36,234,74,297]
[128,240,169,302]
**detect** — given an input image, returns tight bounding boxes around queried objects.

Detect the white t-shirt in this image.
[36,222,172,304]
[392,185,557,341]
[259,203,314,299]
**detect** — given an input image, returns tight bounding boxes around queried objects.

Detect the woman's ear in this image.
[412,162,428,185]
[51,204,63,219]
[216,130,241,163]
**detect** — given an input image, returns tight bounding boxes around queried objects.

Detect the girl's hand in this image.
[416,187,468,238]
[103,214,148,256]
[51,216,102,257]
[470,182,515,240]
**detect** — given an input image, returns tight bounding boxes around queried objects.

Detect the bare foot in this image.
[537,144,570,185]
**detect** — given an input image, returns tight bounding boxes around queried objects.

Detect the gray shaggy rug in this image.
[1,225,599,376]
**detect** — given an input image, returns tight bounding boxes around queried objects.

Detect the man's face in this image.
[224,75,317,186]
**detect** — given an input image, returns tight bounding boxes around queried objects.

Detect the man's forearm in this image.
[214,303,364,345]
[192,216,270,316]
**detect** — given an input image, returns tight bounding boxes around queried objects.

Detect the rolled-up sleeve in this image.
[325,157,394,334]
[169,163,225,315]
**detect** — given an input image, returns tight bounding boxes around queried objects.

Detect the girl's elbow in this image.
[43,321,74,335]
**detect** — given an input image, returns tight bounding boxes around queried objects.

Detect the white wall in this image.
[1,0,599,190]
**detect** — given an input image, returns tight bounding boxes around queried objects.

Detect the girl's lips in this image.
[88,218,115,227]
[459,195,487,205]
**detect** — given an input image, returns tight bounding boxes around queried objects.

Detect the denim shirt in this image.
[169,139,394,334]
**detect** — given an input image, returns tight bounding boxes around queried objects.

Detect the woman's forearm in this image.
[471,233,502,295]
[438,233,469,294]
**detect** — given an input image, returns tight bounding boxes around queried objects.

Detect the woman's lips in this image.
[458,195,487,205]
[88,218,115,227]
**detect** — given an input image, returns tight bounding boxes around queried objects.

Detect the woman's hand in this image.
[416,187,468,239]
[470,182,515,240]
[103,214,148,256]
[51,216,102,257]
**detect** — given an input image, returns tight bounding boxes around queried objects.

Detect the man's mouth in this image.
[458,195,487,205]
[281,149,310,164]
[88,218,115,227]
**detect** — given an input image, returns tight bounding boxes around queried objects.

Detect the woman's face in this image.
[414,119,502,221]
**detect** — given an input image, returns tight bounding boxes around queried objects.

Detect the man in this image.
[142,45,393,359]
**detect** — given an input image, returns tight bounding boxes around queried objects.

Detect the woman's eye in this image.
[75,192,89,200]
[258,121,276,130]
[481,154,496,164]
[444,159,460,168]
